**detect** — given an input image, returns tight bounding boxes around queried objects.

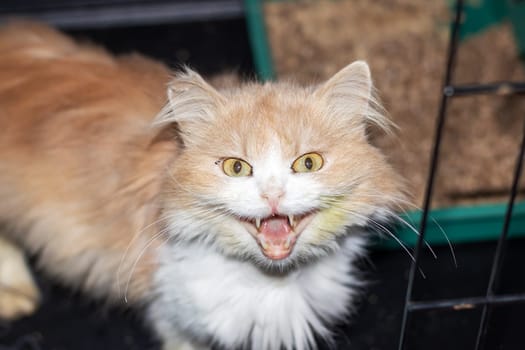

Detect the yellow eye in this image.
[222,158,252,177]
[292,152,324,173]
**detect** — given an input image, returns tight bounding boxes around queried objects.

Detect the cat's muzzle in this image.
[241,212,316,260]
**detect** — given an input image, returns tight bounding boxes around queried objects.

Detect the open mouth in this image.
[241,212,316,260]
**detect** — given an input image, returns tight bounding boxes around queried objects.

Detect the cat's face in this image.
[157,62,404,268]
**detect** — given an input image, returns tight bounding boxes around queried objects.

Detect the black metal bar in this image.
[444,82,525,97]
[407,292,525,312]
[397,1,464,349]
[0,1,244,29]
[474,118,525,350]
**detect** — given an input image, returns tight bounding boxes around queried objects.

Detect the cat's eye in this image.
[292,152,324,173]
[222,158,252,177]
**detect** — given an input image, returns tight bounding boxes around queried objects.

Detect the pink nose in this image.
[261,191,284,214]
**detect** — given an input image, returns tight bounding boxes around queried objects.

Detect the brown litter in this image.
[263,0,525,208]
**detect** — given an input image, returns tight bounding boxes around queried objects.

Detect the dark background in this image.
[3,239,525,350]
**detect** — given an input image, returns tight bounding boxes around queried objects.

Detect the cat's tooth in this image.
[258,235,269,250]
[288,215,295,227]
[255,218,261,230]
[284,236,292,249]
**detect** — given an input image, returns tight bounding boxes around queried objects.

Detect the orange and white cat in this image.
[0,22,404,349]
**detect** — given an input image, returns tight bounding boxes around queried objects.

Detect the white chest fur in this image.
[148,235,365,350]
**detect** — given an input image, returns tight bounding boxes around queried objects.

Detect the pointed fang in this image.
[258,235,269,250]
[284,236,292,249]
[287,215,295,228]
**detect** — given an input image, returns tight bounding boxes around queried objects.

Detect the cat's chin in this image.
[240,211,317,260]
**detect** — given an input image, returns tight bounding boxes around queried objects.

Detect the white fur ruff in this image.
[148,234,365,350]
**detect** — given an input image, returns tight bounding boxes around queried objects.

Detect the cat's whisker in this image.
[340,209,415,261]
[117,218,163,294]
[430,217,458,267]
[364,193,457,267]
[389,213,437,260]
[117,212,181,298]
[187,206,230,222]
[367,221,415,262]
[347,202,437,260]
[336,191,414,210]
[379,201,458,268]
[328,192,446,266]
[365,219,426,278]
[327,205,426,278]
[122,228,170,303]
[166,170,195,195]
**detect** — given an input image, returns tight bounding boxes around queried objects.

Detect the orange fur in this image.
[0,21,175,303]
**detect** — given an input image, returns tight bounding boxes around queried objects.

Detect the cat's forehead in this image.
[214,84,331,154]
[190,82,371,163]
[224,84,314,121]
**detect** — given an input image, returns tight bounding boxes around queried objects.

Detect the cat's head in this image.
[155,61,405,269]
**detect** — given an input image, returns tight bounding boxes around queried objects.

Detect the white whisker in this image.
[367,219,416,263]
[117,212,180,299]
[123,228,170,303]
[430,217,458,267]
[325,202,426,278]
[394,215,437,260]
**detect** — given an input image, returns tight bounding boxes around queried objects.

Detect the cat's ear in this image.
[153,68,225,145]
[314,61,391,133]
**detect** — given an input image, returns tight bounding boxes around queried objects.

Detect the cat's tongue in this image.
[257,216,296,260]
[260,216,291,237]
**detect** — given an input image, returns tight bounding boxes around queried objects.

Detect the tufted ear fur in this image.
[153,68,225,146]
[314,61,392,134]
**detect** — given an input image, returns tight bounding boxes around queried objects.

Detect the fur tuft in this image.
[315,60,395,134]
[153,68,224,126]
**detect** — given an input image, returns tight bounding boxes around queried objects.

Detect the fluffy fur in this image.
[0,22,404,349]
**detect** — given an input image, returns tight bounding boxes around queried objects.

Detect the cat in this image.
[0,21,405,350]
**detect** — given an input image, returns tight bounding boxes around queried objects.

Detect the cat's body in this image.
[0,22,173,304]
[0,22,404,349]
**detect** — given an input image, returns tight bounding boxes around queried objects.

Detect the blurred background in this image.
[0,0,524,349]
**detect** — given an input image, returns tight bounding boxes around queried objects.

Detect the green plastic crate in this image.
[457,0,525,58]
[377,202,525,249]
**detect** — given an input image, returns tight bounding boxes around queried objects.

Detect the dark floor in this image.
[2,239,525,350]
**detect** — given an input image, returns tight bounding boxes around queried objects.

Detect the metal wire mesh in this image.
[397,1,525,349]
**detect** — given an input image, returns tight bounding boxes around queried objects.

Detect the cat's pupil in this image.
[233,160,242,173]
[304,157,313,170]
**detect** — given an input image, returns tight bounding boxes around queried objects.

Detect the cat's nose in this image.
[261,190,284,214]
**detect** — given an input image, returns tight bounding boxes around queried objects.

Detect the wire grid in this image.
[397,0,525,349]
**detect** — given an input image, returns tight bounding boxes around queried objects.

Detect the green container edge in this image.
[374,201,525,250]
[244,0,276,81]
